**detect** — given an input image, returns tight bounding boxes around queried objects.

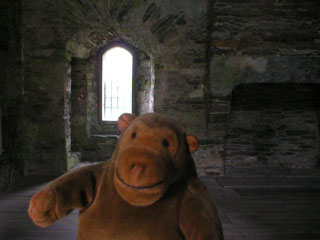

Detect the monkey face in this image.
[113,113,199,206]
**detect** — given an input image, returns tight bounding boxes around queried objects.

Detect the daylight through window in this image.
[102,47,133,121]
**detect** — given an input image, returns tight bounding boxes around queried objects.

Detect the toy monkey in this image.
[28,113,224,240]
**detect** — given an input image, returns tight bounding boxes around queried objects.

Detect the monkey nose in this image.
[130,163,145,179]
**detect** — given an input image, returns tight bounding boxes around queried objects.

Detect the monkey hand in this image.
[28,186,58,227]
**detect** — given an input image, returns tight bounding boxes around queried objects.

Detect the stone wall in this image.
[208,0,320,175]
[21,0,69,175]
[0,0,23,190]
[20,0,211,174]
[11,0,320,179]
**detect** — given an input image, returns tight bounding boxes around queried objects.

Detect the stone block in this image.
[194,143,225,176]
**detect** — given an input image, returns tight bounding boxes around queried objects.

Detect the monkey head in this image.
[113,113,199,207]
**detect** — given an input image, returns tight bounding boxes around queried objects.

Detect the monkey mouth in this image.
[116,169,166,190]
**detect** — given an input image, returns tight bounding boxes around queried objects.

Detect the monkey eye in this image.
[131,132,137,139]
[162,139,170,148]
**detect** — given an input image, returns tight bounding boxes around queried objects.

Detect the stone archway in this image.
[64,33,155,167]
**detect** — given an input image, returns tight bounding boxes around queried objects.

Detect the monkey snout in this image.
[130,163,145,179]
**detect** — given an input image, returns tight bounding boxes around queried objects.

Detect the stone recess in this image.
[225,83,320,172]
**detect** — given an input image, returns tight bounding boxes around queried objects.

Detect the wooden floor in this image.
[1,175,320,240]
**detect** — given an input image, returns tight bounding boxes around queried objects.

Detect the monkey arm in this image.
[28,163,105,227]
[179,179,224,240]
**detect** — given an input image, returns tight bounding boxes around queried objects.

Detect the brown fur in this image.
[28,113,224,240]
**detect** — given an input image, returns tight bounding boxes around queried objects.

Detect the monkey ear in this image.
[117,113,137,132]
[186,134,199,153]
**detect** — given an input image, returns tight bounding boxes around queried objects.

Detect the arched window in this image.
[100,46,133,121]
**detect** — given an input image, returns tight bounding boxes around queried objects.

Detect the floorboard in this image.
[0,175,319,240]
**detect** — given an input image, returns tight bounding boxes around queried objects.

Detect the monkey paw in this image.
[28,187,57,227]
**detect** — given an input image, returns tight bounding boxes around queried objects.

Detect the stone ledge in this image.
[91,134,119,139]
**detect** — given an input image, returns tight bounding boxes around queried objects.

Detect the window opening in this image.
[101,46,133,121]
